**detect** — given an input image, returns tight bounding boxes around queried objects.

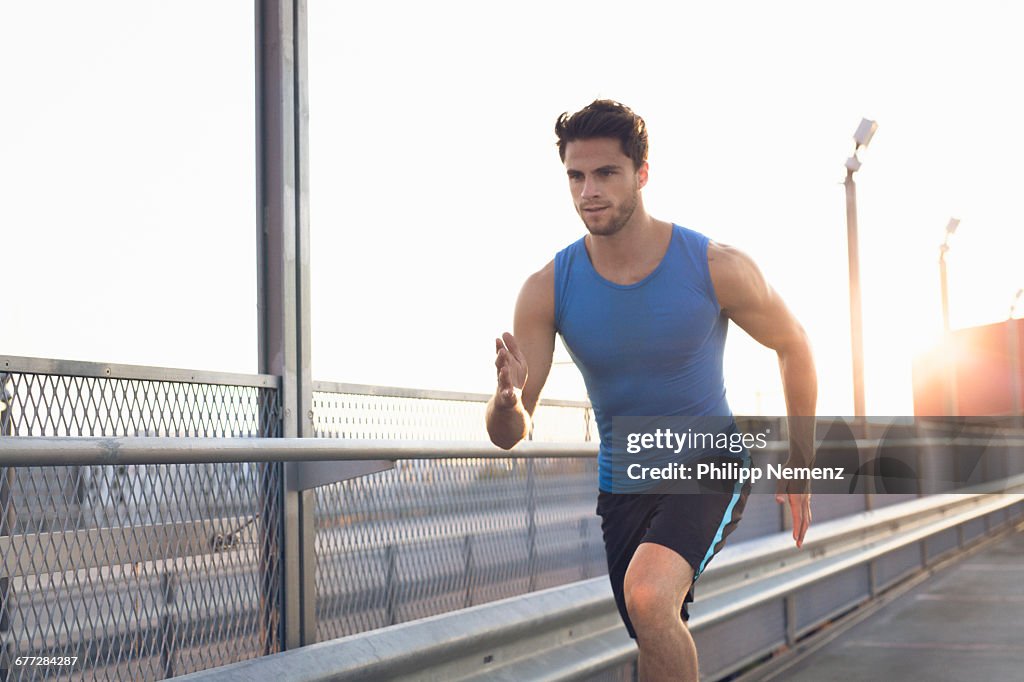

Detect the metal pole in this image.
[256,0,315,649]
[939,247,958,417]
[526,458,537,592]
[292,0,319,647]
[578,517,590,581]
[844,168,866,419]
[462,534,474,608]
[384,544,398,626]
[1,374,14,682]
[160,570,178,679]
[1009,291,1024,429]
[939,250,951,333]
[1008,317,1023,429]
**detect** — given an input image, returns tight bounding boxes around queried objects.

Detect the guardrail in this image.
[2,435,1022,681]
[0,437,597,466]
[6,433,1024,465]
[172,475,1024,682]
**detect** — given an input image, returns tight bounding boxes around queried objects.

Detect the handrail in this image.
[3,434,1024,467]
[0,437,599,466]
[0,355,279,388]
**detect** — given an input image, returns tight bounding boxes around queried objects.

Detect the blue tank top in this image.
[554,224,732,491]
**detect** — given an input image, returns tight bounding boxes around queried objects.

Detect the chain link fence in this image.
[311,382,600,642]
[0,363,602,677]
[6,359,1022,682]
[0,359,283,681]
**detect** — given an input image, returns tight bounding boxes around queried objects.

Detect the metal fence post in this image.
[578,517,590,581]
[784,595,798,647]
[160,570,178,678]
[865,486,877,597]
[257,0,316,650]
[385,544,398,626]
[1,373,14,681]
[463,534,475,608]
[526,458,537,592]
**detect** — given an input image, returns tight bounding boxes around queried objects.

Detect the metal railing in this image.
[0,357,285,681]
[0,356,599,680]
[3,355,1024,681]
[172,475,1024,682]
[4,432,1024,680]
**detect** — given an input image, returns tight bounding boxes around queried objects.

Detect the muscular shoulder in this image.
[516,260,555,323]
[523,259,555,295]
[707,241,771,313]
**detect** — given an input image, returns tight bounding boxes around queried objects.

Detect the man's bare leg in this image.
[623,542,697,682]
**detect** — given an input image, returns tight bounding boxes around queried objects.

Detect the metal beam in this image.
[0,435,600,466]
[256,0,308,649]
[0,373,12,682]
[0,356,278,388]
[6,434,1024,465]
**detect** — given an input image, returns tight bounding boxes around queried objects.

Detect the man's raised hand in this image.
[494,332,528,409]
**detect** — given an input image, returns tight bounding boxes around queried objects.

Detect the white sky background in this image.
[2,1,1023,416]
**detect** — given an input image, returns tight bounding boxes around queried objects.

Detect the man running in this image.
[486,100,817,681]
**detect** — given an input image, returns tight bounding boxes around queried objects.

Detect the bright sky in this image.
[2,1,1023,417]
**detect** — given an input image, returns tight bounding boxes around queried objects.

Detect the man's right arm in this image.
[486,261,556,449]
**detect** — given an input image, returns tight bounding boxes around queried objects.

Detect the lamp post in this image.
[939,218,960,333]
[844,118,877,420]
[939,218,960,417]
[1010,288,1023,427]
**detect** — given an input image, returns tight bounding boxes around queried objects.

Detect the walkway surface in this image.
[772,527,1024,681]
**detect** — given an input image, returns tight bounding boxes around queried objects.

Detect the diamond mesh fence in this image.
[9,364,1017,679]
[0,366,605,674]
[311,384,602,642]
[0,364,283,681]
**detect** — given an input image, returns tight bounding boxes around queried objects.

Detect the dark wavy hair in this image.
[555,99,648,170]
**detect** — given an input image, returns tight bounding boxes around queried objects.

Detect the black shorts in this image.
[596,477,750,638]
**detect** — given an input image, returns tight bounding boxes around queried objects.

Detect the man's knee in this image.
[622,542,695,635]
[624,579,689,632]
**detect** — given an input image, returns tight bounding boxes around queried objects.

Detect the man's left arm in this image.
[708,242,818,548]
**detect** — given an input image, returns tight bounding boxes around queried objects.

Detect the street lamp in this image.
[939,218,960,333]
[1010,288,1024,426]
[844,118,877,419]
[938,218,960,417]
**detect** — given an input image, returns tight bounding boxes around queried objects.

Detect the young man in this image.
[486,100,817,681]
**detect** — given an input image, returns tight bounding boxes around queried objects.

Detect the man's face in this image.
[563,137,648,237]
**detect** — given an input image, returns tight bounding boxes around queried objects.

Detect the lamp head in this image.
[946,218,960,235]
[854,119,878,149]
[1011,289,1024,319]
